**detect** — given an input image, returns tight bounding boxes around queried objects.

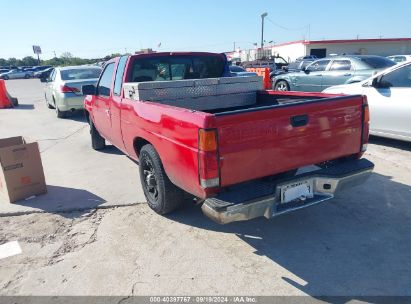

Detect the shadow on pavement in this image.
[168,172,411,300]
[12,104,34,110]
[10,185,106,218]
[65,110,87,123]
[370,135,411,152]
[98,145,124,155]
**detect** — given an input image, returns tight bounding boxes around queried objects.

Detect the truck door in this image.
[293,59,330,92]
[110,56,129,151]
[93,62,115,141]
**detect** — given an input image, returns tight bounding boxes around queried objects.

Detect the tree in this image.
[61,52,73,59]
[7,58,18,66]
[21,56,38,66]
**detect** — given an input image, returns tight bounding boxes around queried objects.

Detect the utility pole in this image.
[53,51,57,58]
[261,12,268,49]
[233,42,236,52]
[308,24,311,41]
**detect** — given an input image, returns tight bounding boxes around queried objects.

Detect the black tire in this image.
[45,94,53,109]
[139,144,185,214]
[24,74,30,79]
[10,98,18,107]
[274,80,290,91]
[3,75,9,80]
[90,120,106,150]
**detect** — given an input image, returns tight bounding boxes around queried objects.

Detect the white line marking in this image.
[0,241,22,260]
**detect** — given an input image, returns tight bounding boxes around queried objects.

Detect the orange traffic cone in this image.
[0,80,18,108]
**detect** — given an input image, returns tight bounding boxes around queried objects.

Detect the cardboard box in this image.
[0,136,47,203]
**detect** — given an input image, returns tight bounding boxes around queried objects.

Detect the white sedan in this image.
[323,62,411,142]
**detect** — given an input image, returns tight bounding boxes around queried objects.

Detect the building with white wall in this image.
[226,38,411,63]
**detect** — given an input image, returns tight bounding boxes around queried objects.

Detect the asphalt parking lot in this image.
[0,79,411,298]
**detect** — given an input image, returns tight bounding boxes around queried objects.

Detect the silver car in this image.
[323,61,411,142]
[42,66,102,118]
[0,69,33,80]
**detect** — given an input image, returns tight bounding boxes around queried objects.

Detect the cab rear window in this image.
[129,55,225,82]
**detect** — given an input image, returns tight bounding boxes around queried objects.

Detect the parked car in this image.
[229,65,257,77]
[0,69,33,80]
[41,65,102,118]
[283,56,317,73]
[34,67,53,79]
[33,65,52,72]
[273,55,396,92]
[81,52,373,224]
[323,61,411,142]
[387,55,411,64]
[242,56,289,79]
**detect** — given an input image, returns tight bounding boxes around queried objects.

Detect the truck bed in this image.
[204,91,326,114]
[122,76,365,194]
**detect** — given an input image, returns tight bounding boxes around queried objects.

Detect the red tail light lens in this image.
[60,85,80,93]
[361,96,370,153]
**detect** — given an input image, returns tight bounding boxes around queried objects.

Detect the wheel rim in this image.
[141,154,159,201]
[276,82,288,91]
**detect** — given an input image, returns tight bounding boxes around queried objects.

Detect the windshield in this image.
[129,55,225,82]
[274,57,287,64]
[360,57,396,69]
[60,68,102,80]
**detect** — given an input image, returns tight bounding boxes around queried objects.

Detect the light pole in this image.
[261,12,268,49]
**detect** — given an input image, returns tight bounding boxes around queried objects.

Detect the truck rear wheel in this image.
[139,144,185,214]
[90,120,106,150]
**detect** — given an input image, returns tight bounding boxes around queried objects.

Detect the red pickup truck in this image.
[82,52,374,224]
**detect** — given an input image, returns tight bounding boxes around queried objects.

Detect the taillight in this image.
[198,129,220,188]
[361,96,370,153]
[60,85,80,93]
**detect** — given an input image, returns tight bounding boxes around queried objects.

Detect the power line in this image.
[266,17,309,32]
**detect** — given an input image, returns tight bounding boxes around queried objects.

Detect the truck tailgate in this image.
[215,96,364,187]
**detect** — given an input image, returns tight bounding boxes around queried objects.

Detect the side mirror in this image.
[372,76,391,88]
[302,67,310,74]
[40,77,48,83]
[371,77,379,87]
[82,84,96,95]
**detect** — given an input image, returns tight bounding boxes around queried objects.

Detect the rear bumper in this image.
[202,158,374,224]
[56,93,85,111]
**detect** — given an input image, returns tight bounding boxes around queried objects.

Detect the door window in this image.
[329,60,352,71]
[114,57,128,96]
[49,69,56,82]
[307,60,330,72]
[380,64,411,88]
[97,63,115,97]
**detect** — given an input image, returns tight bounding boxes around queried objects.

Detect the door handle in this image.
[316,74,322,76]
[344,73,352,76]
[291,115,309,127]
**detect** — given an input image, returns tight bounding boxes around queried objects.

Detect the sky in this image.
[2,0,411,60]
